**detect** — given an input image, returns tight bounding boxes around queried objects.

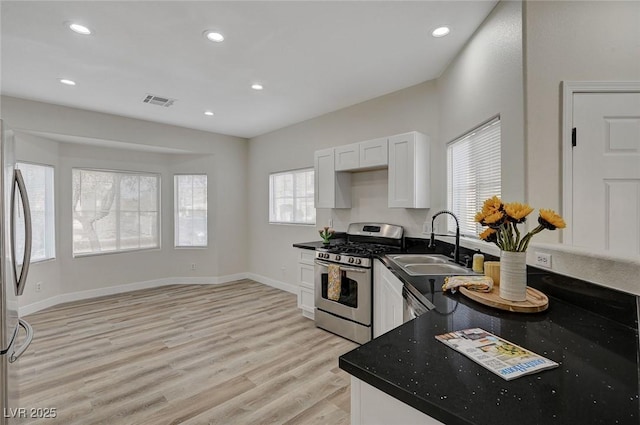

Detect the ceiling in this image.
[1,1,497,139]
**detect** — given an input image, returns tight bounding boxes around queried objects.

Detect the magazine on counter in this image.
[435,328,559,381]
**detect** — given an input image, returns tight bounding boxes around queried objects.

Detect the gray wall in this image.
[2,96,249,309]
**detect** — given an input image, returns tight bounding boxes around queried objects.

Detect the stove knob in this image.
[348,257,355,264]
[335,255,341,261]
[324,253,330,259]
[355,258,362,265]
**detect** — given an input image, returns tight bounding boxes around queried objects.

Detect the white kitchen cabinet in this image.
[334,143,360,171]
[388,131,430,208]
[351,377,445,425]
[359,137,388,169]
[296,249,316,319]
[373,260,404,338]
[314,148,351,208]
[334,138,388,171]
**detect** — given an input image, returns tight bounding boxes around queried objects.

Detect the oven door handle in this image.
[314,259,368,273]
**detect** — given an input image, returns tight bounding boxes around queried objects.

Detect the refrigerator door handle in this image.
[11,168,32,296]
[9,319,33,363]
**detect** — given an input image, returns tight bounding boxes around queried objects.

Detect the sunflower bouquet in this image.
[475,196,566,252]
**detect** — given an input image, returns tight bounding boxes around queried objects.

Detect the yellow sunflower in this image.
[538,209,566,230]
[504,202,534,223]
[479,228,497,242]
[474,211,486,223]
[483,210,504,226]
[481,195,503,215]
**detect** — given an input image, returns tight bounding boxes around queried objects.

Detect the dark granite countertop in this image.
[294,238,640,424]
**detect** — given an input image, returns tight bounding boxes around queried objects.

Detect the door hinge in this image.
[572,127,577,147]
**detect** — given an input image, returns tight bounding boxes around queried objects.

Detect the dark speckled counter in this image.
[294,239,640,424]
[341,259,639,425]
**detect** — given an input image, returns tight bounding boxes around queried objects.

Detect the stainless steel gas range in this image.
[314,223,403,344]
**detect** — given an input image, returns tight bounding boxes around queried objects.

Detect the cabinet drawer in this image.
[298,249,315,265]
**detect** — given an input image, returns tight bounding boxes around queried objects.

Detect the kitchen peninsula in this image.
[339,255,639,425]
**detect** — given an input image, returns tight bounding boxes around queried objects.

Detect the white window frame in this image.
[269,168,316,225]
[174,174,208,248]
[15,161,56,263]
[447,116,501,238]
[72,168,161,257]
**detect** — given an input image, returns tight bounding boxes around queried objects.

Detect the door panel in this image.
[572,92,640,256]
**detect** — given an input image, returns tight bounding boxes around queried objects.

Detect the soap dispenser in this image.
[472,250,485,273]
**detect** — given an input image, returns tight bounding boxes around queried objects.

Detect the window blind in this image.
[175,174,208,247]
[269,168,315,225]
[447,117,501,237]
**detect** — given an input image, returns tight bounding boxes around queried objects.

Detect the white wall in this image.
[524,0,640,243]
[437,0,524,205]
[1,96,249,311]
[247,80,440,287]
[246,1,523,292]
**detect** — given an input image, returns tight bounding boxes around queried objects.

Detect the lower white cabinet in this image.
[297,249,315,319]
[351,377,445,425]
[373,260,404,338]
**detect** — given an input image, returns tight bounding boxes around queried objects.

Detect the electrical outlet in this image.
[328,219,333,228]
[535,252,552,268]
[190,263,196,270]
[422,222,431,234]
[35,282,42,292]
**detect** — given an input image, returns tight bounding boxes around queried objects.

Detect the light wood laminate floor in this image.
[16,280,357,425]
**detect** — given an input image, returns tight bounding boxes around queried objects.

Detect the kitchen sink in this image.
[386,254,450,265]
[386,254,475,276]
[401,263,475,276]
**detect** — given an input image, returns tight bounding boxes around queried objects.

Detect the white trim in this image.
[18,272,256,316]
[561,81,640,244]
[246,273,298,294]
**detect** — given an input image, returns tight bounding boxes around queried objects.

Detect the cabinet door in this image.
[335,143,360,171]
[297,249,315,319]
[314,148,352,208]
[388,132,429,208]
[359,138,388,169]
[374,260,404,338]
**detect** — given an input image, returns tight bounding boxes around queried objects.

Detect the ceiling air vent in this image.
[143,94,175,107]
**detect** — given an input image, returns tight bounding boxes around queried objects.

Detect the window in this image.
[447,117,501,237]
[269,168,315,225]
[15,162,55,262]
[72,169,160,256]
[174,174,207,247]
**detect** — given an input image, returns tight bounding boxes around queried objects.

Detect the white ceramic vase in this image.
[499,251,527,301]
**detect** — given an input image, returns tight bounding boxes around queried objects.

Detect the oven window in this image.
[321,272,358,308]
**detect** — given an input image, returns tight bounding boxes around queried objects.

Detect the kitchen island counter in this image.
[339,259,639,425]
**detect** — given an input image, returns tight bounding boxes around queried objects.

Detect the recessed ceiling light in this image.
[251,84,263,91]
[432,26,450,38]
[69,23,91,35]
[204,111,214,116]
[59,79,76,86]
[205,31,224,42]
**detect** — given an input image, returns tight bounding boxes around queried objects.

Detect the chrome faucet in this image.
[429,210,460,265]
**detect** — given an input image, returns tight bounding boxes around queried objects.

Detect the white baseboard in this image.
[245,273,298,295]
[19,272,260,316]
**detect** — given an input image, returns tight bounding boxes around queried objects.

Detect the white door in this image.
[572,92,640,256]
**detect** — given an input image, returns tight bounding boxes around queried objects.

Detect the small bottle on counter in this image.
[472,250,485,273]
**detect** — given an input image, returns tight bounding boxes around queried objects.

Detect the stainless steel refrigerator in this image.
[0,119,33,424]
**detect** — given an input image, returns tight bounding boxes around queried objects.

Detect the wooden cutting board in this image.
[459,286,548,313]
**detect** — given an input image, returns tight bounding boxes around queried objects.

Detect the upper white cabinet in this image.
[335,138,389,171]
[314,148,351,208]
[388,131,430,208]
